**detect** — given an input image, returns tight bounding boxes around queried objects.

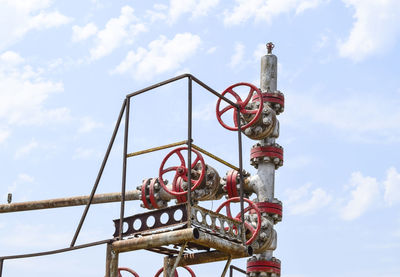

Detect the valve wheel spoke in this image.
[215,197,261,245]
[159,147,205,197]
[216,82,263,131]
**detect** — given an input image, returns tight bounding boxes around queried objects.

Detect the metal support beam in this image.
[119,98,130,240]
[106,243,119,277]
[221,256,232,277]
[71,99,127,247]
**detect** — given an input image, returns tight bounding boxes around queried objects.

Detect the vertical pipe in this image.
[236,107,245,244]
[105,243,112,277]
[187,76,193,205]
[109,246,119,277]
[119,97,130,240]
[0,259,3,277]
[71,99,127,247]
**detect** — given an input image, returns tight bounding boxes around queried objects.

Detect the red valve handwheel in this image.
[215,197,261,245]
[154,266,196,277]
[216,82,263,131]
[159,147,205,197]
[118,267,140,277]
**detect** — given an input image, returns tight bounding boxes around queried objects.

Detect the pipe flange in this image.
[138,178,168,209]
[251,200,282,223]
[250,143,283,169]
[222,170,250,199]
[247,257,281,276]
[253,91,284,115]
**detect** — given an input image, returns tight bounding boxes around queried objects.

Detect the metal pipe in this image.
[119,98,130,240]
[174,251,247,267]
[169,242,188,276]
[221,256,232,277]
[127,140,188,158]
[70,99,127,247]
[106,243,119,277]
[126,74,238,108]
[229,265,247,276]
[237,107,245,244]
[187,76,193,205]
[112,228,199,253]
[195,230,251,256]
[0,190,141,213]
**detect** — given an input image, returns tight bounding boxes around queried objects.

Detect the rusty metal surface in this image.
[172,250,247,267]
[113,203,188,238]
[111,228,198,253]
[0,190,141,213]
[190,205,243,243]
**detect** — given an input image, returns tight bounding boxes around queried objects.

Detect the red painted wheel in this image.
[215,197,261,245]
[154,266,196,277]
[159,147,205,197]
[118,267,140,277]
[216,82,263,131]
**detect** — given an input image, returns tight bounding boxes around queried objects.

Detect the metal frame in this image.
[0,73,247,276]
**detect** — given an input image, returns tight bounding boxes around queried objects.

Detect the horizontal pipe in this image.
[112,228,199,253]
[195,231,252,257]
[0,190,141,213]
[175,250,247,267]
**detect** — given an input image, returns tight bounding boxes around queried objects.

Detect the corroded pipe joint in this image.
[251,200,283,224]
[250,143,283,169]
[247,257,281,277]
[252,91,284,115]
[242,103,277,140]
[138,178,168,210]
[222,169,251,199]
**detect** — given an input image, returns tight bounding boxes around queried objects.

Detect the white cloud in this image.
[229,42,245,68]
[0,51,71,128]
[14,139,39,159]
[224,0,324,25]
[0,128,11,143]
[78,116,103,134]
[168,0,220,23]
[285,183,332,215]
[340,172,380,221]
[339,0,400,61]
[146,4,168,22]
[72,22,98,42]
[90,6,147,60]
[0,51,25,65]
[283,90,400,142]
[383,167,400,206]
[206,46,217,54]
[113,32,201,81]
[73,147,96,160]
[0,0,72,50]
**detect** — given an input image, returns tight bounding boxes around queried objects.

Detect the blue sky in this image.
[1,0,400,276]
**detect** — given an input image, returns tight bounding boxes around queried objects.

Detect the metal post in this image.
[108,244,119,277]
[221,256,232,277]
[187,76,193,205]
[236,107,245,244]
[0,259,3,277]
[119,97,130,240]
[71,99,127,247]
